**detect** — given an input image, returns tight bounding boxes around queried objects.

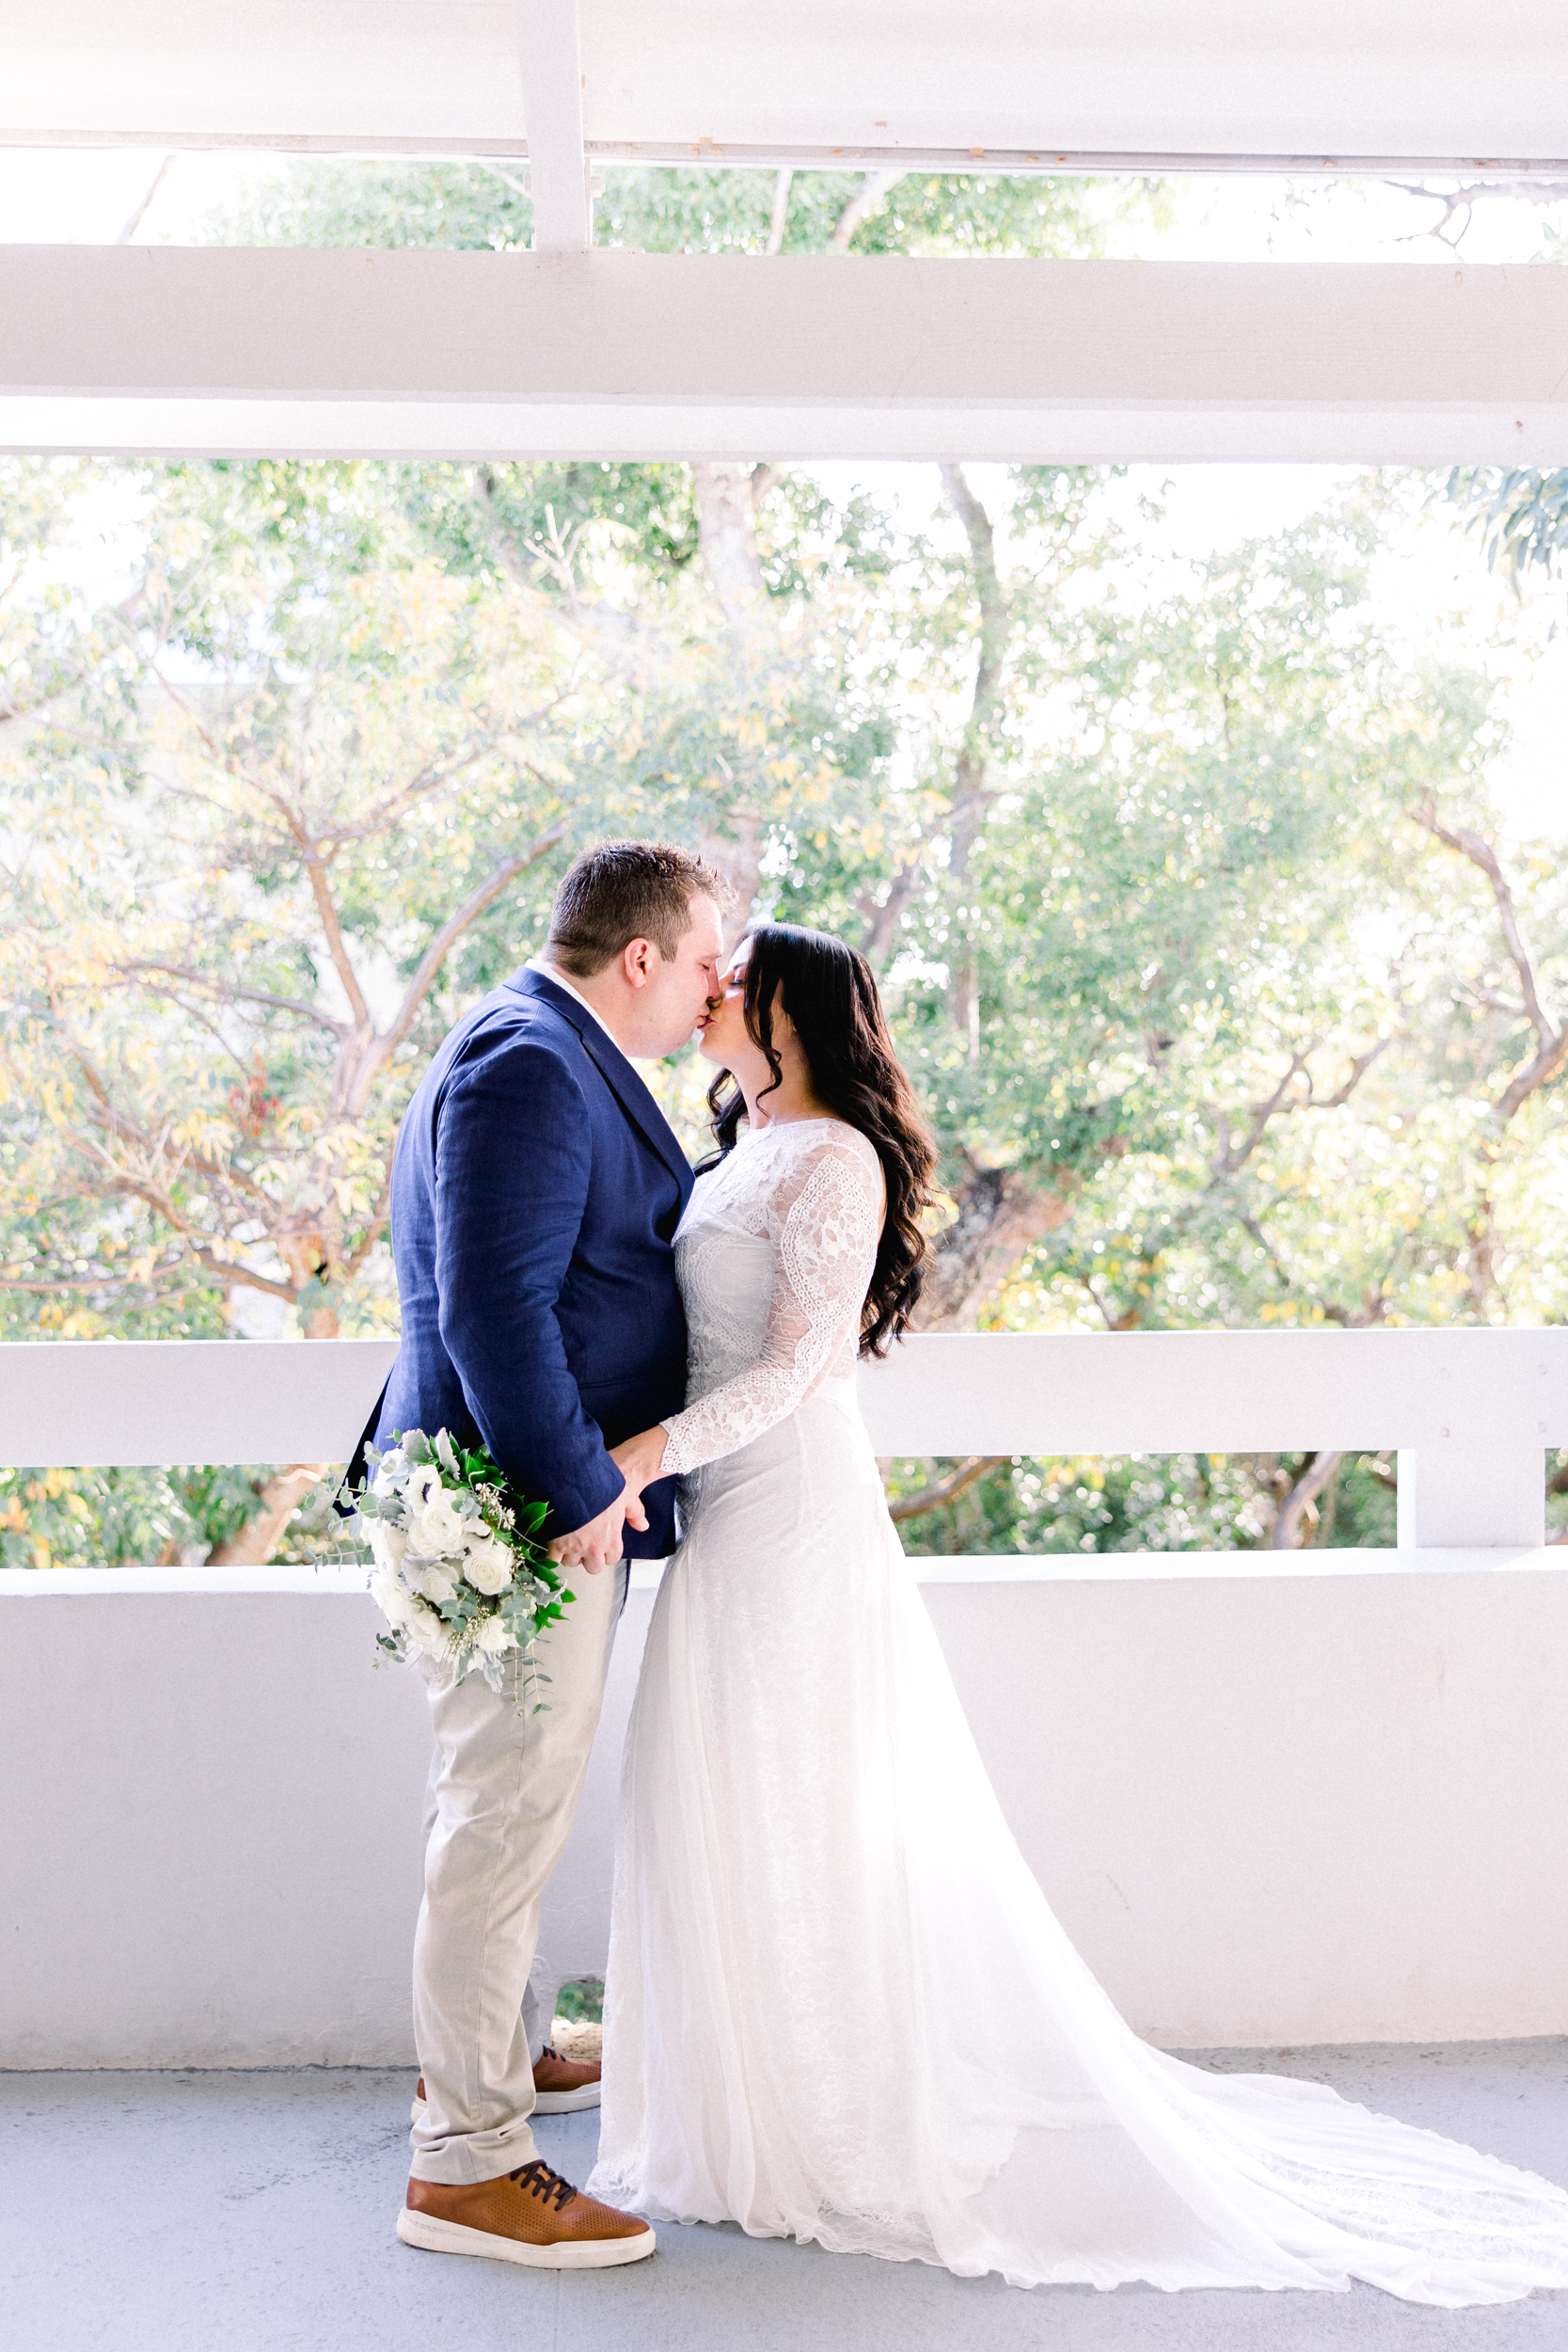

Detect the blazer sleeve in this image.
[434,1036,625,1536]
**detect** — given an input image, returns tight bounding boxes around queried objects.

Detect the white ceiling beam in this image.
[8,1,1568,160]
[515,0,589,252]
[4,247,1568,466]
[8,131,1568,182]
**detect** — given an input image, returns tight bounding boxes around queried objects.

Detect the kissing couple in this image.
[373,840,1568,2300]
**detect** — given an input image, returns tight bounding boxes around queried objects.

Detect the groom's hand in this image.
[548,1473,650,1575]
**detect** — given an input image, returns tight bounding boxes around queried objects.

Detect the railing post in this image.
[1395,1446,1545,1549]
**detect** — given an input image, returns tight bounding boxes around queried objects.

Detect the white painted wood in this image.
[0,1338,399,1468]
[6,249,1568,468]
[856,1327,1568,1454]
[4,1325,1557,1544]
[10,393,1568,468]
[8,1,1568,162]
[4,1559,1564,2061]
[514,0,590,251]
[6,1327,1564,1463]
[1396,1443,1548,1549]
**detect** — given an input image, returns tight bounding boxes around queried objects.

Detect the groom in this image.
[376,840,727,2268]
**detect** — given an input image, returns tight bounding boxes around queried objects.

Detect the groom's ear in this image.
[621,936,658,989]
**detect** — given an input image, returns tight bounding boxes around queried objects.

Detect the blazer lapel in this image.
[511,967,695,1204]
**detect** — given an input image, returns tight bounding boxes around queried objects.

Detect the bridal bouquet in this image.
[356,1428,573,1697]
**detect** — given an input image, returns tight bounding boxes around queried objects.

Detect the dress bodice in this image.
[658,1118,884,1477]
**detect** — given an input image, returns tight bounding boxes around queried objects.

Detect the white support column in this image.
[514,0,590,253]
[1396,1447,1545,1550]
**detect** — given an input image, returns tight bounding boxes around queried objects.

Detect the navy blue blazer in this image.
[376,965,694,1557]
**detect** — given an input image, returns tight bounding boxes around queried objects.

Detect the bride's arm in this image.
[612,1134,883,1486]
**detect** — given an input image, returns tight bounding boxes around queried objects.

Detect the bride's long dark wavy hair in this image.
[704,925,936,1356]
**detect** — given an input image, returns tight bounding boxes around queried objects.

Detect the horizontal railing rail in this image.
[3,1327,1564,1548]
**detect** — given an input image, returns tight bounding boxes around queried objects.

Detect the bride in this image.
[590,922,1568,2305]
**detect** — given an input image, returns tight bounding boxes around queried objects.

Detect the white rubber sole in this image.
[396,2206,656,2269]
[531,2083,602,2113]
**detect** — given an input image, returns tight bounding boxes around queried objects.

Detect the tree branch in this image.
[60,1034,272,1207]
[1210,1048,1315,1181]
[765,167,793,254]
[339,1168,393,1279]
[117,154,174,244]
[1412,801,1568,1120]
[343,824,565,1116]
[476,469,671,678]
[888,1456,1009,1524]
[1208,1034,1389,1188]
[110,960,348,1036]
[297,841,372,1036]
[829,169,903,251]
[1386,178,1568,250]
[1271,1450,1346,1549]
[857,863,922,969]
[312,724,563,851]
[1412,801,1555,1045]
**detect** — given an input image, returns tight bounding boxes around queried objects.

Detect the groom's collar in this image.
[521,956,625,1051]
[509,963,694,1200]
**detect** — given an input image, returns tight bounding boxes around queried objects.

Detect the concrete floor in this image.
[4,2042,1566,2352]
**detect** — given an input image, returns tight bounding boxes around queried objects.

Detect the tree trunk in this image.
[912,1164,1076,1332]
[939,465,1008,1060]
[690,461,774,936]
[692,461,767,637]
[1270,1449,1345,1549]
[208,1463,329,1567]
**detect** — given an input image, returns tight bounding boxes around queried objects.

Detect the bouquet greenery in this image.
[357,1428,574,1698]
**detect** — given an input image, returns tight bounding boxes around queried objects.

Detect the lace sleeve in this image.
[658,1135,883,1476]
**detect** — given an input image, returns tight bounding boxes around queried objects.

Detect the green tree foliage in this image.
[1448,465,1568,585]
[6,167,1566,1566]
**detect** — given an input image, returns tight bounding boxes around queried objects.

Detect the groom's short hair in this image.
[547,840,729,976]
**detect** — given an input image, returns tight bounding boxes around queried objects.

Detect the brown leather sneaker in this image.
[532,2043,602,2114]
[397,2161,655,2269]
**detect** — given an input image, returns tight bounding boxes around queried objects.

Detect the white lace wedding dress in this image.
[587,1117,1568,2303]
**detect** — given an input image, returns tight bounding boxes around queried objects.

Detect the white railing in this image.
[5,1325,1564,1547]
[3,1331,1566,2070]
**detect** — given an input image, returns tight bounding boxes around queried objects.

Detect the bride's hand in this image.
[610,1425,672,1500]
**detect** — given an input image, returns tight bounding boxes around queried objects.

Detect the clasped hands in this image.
[546,1424,672,1575]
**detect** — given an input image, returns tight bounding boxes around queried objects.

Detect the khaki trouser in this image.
[408,1558,627,2185]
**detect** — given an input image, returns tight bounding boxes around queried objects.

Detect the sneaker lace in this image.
[508,2158,577,2212]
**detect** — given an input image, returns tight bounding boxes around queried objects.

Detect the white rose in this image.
[412,1619,451,1665]
[474,1614,515,1658]
[417,1559,459,1605]
[371,1568,417,1630]
[463,1536,515,1597]
[416,1491,466,1552]
[367,1520,407,1573]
